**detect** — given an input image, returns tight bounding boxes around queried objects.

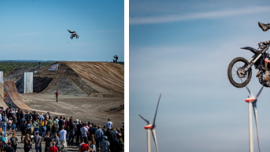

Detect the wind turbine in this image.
[244,85,263,152]
[139,94,161,152]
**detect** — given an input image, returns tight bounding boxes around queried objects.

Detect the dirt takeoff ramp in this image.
[4,81,65,115]
[0,82,8,109]
[4,81,31,109]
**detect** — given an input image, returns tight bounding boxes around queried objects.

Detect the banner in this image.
[48,63,59,71]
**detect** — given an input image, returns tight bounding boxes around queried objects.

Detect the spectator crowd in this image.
[0,106,124,152]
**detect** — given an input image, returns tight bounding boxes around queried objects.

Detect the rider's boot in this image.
[258,22,270,31]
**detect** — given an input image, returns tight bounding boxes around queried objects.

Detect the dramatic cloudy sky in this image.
[130,0,270,152]
[0,0,124,61]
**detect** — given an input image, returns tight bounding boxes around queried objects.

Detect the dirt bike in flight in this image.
[67,29,79,39]
[228,41,270,88]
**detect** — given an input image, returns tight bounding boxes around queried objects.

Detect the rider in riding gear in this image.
[258,22,270,32]
[258,22,270,45]
[67,29,78,39]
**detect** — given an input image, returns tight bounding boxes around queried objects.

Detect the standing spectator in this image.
[4,142,14,152]
[55,91,59,102]
[121,126,124,142]
[106,118,113,130]
[80,123,88,143]
[1,132,8,148]
[52,118,58,137]
[10,133,18,152]
[49,142,58,152]
[68,118,75,145]
[105,128,115,142]
[79,140,92,152]
[25,121,31,135]
[44,133,52,152]
[90,124,96,140]
[24,111,31,123]
[90,140,96,152]
[59,145,68,152]
[110,136,121,152]
[42,117,48,137]
[20,121,26,142]
[34,124,40,136]
[16,109,20,131]
[116,128,123,140]
[76,120,82,145]
[58,116,64,130]
[2,112,8,135]
[53,133,61,151]
[119,138,124,152]
[79,138,85,148]
[39,113,44,122]
[34,132,42,152]
[86,122,90,130]
[64,118,68,131]
[23,134,32,152]
[11,113,17,133]
[32,111,37,122]
[59,126,67,148]
[55,117,59,124]
[0,110,2,127]
[100,136,110,152]
[94,126,103,148]
[47,117,53,135]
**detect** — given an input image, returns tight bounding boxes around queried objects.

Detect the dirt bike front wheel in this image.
[227,57,252,88]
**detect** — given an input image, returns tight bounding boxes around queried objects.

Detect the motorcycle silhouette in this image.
[228,42,270,88]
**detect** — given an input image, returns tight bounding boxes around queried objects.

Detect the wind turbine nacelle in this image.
[144,124,153,129]
[245,98,255,102]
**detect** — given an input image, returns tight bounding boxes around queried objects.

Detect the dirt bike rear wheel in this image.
[227,57,252,88]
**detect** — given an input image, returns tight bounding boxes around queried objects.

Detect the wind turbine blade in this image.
[151,128,159,152]
[252,102,261,152]
[240,78,252,96]
[255,86,264,99]
[245,85,252,96]
[139,114,150,125]
[153,94,162,127]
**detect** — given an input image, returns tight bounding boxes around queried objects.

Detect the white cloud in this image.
[130,6,270,24]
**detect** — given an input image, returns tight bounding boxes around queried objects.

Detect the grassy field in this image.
[0,61,54,76]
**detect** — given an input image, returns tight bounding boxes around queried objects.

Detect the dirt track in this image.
[21,93,124,128]
[5,62,124,128]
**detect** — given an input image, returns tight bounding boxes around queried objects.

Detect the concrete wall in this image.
[24,72,33,93]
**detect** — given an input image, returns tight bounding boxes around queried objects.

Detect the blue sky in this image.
[0,0,124,61]
[130,0,270,152]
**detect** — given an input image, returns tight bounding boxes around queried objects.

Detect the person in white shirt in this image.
[58,126,67,148]
[106,118,113,129]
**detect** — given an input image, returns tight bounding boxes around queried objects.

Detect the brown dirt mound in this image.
[34,62,124,97]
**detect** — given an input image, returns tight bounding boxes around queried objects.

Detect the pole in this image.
[248,101,254,152]
[147,129,151,152]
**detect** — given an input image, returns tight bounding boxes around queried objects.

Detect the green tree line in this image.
[0,62,54,76]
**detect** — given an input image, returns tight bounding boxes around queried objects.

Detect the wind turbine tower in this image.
[139,94,162,152]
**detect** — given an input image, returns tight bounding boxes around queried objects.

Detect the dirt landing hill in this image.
[33,62,124,98]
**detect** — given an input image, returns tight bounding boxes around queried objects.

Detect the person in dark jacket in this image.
[55,91,59,102]
[4,142,14,152]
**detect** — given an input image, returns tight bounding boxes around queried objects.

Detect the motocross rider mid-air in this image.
[67,29,79,39]
[258,22,270,45]
[227,22,270,88]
